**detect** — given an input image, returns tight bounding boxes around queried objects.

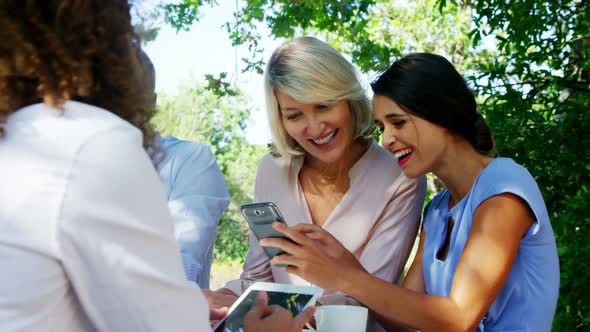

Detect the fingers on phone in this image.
[273,224,313,246]
[271,254,299,268]
[292,223,320,232]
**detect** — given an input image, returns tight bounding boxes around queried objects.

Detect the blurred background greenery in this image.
[140,0,589,329]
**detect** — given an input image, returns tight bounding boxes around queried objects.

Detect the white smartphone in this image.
[212,282,323,332]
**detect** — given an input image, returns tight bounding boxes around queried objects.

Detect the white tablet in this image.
[213,282,323,332]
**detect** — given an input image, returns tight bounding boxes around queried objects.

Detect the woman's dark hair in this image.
[371,53,494,155]
[0,0,156,152]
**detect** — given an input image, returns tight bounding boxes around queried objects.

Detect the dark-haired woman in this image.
[260,53,560,331]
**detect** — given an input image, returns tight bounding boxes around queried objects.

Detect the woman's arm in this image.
[373,229,427,332]
[401,229,426,294]
[344,193,533,332]
[265,193,534,332]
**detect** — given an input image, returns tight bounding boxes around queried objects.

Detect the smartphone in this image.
[240,202,292,261]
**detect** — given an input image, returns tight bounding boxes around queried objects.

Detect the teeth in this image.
[312,130,336,145]
[394,148,413,159]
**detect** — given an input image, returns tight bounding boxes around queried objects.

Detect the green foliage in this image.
[329,0,474,72]
[205,72,240,97]
[554,184,590,329]
[153,82,247,171]
[464,0,590,328]
[163,0,219,32]
[164,0,473,72]
[152,81,267,263]
[215,143,267,263]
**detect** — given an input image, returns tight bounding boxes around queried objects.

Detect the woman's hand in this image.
[260,222,365,289]
[202,288,238,326]
[243,291,315,332]
[292,223,366,271]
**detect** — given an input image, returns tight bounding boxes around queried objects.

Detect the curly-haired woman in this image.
[0,1,312,331]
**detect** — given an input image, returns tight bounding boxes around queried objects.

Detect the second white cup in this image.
[309,305,368,332]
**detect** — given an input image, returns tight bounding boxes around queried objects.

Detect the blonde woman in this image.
[205,37,426,331]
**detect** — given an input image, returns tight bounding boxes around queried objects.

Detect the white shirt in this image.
[156,136,230,288]
[0,102,211,331]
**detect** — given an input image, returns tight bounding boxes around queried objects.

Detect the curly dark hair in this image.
[0,0,156,151]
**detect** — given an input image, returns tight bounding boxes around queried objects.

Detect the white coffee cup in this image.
[307,305,368,332]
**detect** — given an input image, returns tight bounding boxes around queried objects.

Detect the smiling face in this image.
[373,94,451,178]
[276,89,357,165]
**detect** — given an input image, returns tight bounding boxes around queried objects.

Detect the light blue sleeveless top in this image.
[422,158,559,331]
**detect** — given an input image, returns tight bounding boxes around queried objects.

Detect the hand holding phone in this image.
[240,202,293,261]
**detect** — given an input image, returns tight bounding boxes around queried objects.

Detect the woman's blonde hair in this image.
[264,36,374,157]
